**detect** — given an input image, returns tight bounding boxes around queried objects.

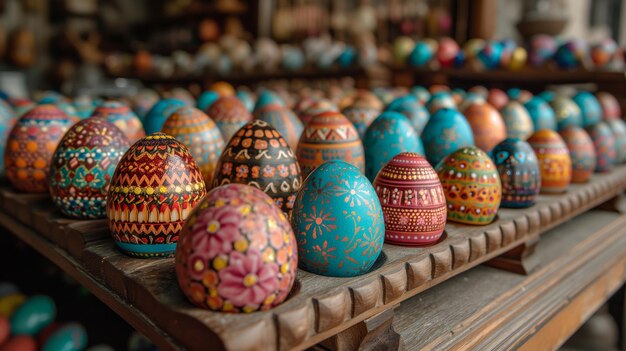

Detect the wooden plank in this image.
[64,220,109,261]
[1,165,626,350]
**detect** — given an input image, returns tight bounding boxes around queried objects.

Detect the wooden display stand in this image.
[1,166,626,350]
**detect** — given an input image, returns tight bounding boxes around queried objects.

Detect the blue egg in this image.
[407,41,434,67]
[142,98,186,134]
[236,90,255,112]
[524,96,557,131]
[338,46,356,67]
[453,51,467,67]
[283,47,305,71]
[538,91,555,103]
[476,42,504,70]
[410,86,431,104]
[507,88,522,101]
[422,108,475,165]
[38,91,65,105]
[42,323,88,351]
[291,160,384,277]
[386,96,430,135]
[491,138,541,208]
[10,295,56,335]
[572,91,602,127]
[197,91,220,111]
[427,91,456,114]
[554,40,587,69]
[254,90,284,113]
[363,111,424,181]
[0,90,8,100]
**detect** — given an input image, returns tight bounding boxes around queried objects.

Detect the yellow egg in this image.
[0,294,26,317]
[508,47,528,71]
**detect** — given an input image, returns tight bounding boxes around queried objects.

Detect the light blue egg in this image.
[283,47,305,71]
[142,98,186,134]
[363,111,424,181]
[338,46,356,67]
[197,91,220,111]
[386,96,430,135]
[573,91,602,127]
[10,295,56,335]
[236,90,255,112]
[292,160,384,277]
[476,42,504,70]
[422,108,475,165]
[524,96,557,131]
[427,91,456,114]
[43,323,88,351]
[407,41,434,67]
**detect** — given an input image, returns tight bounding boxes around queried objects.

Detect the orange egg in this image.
[0,336,36,351]
[463,102,507,152]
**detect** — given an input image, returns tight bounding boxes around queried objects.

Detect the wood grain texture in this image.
[0,166,625,350]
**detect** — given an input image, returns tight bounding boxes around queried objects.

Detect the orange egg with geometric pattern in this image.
[4,104,76,193]
[527,129,572,193]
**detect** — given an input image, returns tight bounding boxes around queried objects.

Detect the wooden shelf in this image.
[132,3,248,30]
[394,209,626,350]
[0,165,625,350]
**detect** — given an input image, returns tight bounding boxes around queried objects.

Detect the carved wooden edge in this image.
[0,167,625,351]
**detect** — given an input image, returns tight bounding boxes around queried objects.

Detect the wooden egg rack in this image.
[1,165,626,351]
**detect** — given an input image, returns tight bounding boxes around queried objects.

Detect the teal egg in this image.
[407,41,434,67]
[386,96,430,135]
[142,98,186,134]
[291,160,384,277]
[410,86,430,105]
[363,111,424,181]
[253,90,284,114]
[10,295,56,335]
[236,90,255,112]
[524,96,557,131]
[196,91,220,111]
[422,108,475,165]
[42,323,87,351]
[338,46,356,67]
[550,96,583,130]
[427,92,456,114]
[538,91,555,103]
[55,102,80,120]
[573,92,602,127]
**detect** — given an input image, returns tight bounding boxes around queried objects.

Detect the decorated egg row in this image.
[395,35,623,71]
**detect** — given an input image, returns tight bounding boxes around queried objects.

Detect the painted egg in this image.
[10,295,55,335]
[292,160,384,277]
[436,37,459,67]
[197,91,220,111]
[49,118,130,219]
[501,101,533,140]
[408,41,434,67]
[0,316,7,344]
[212,120,302,216]
[254,91,284,113]
[463,101,507,152]
[410,86,431,105]
[499,39,517,66]
[458,92,486,112]
[5,105,75,193]
[0,294,25,317]
[207,96,253,142]
[572,92,602,127]
[296,110,364,178]
[161,107,224,185]
[392,36,415,65]
[338,46,357,67]
[538,91,555,103]
[464,38,486,59]
[430,85,450,93]
[8,98,34,117]
[298,99,337,126]
[475,41,503,70]
[606,119,626,163]
[142,98,186,135]
[210,81,236,97]
[42,323,87,351]
[342,101,381,139]
[554,39,587,69]
[508,88,533,103]
[254,104,303,151]
[0,336,36,351]
[550,96,583,130]
[527,129,572,193]
[175,184,297,312]
[468,86,488,99]
[422,108,475,166]
[427,91,456,114]
[386,96,430,135]
[487,88,509,110]
[130,89,159,119]
[236,90,255,112]
[55,102,80,121]
[435,146,501,225]
[508,47,527,70]
[37,323,62,347]
[596,92,621,120]
[559,126,596,183]
[363,111,424,181]
[529,34,557,67]
[91,101,145,144]
[37,92,66,105]
[591,38,617,67]
[170,88,195,106]
[586,122,617,172]
[524,96,557,131]
[492,139,541,208]
[451,88,466,105]
[0,102,17,175]
[453,50,467,67]
[106,133,207,258]
[373,152,446,245]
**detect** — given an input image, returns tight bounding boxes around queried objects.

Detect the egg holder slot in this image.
[0,165,626,351]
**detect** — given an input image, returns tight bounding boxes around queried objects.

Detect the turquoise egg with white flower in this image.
[291,160,384,277]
